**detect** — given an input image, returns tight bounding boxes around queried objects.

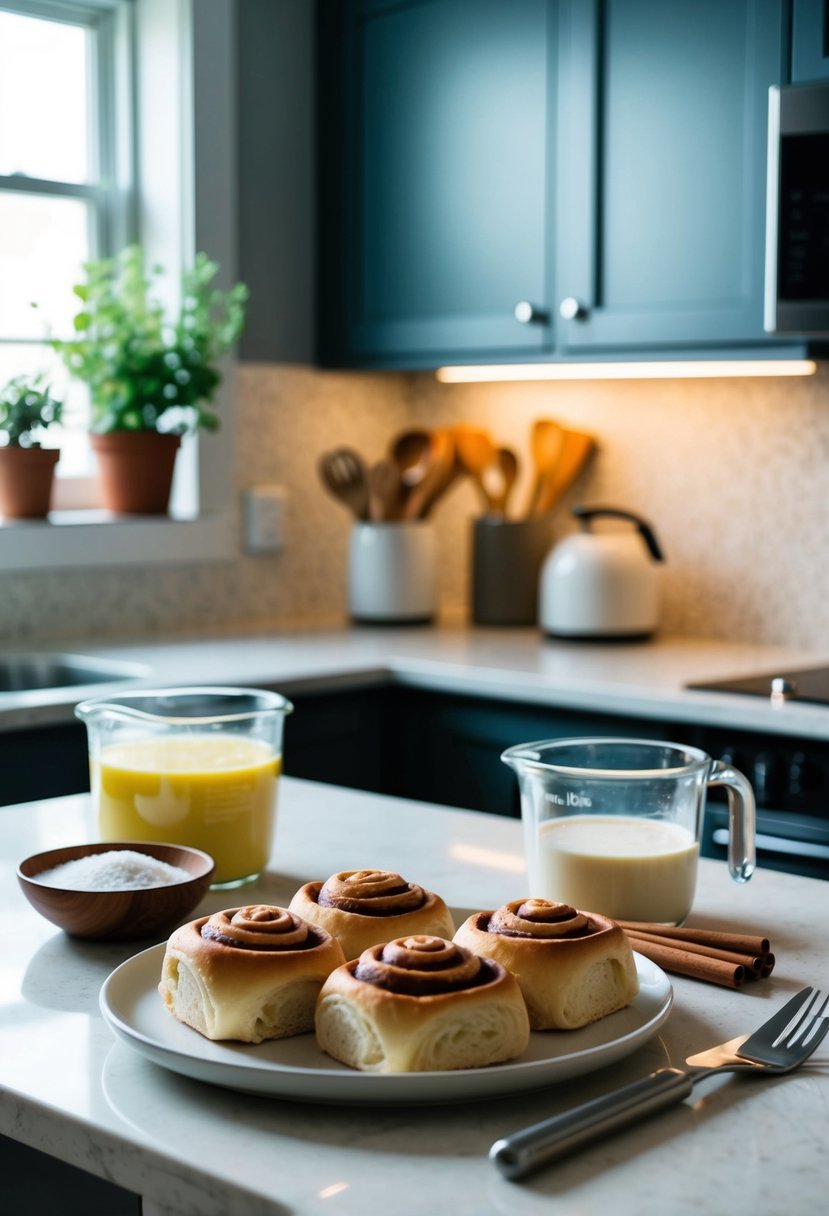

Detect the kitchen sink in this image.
[0,654,150,693]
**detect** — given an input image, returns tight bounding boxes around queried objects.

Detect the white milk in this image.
[530,814,699,924]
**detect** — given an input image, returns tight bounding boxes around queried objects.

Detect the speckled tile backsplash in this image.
[3,361,829,648]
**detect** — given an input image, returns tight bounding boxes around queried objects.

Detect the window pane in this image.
[0,11,89,183]
[0,191,90,338]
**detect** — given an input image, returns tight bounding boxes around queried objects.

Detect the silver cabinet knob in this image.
[514,301,550,325]
[559,297,588,321]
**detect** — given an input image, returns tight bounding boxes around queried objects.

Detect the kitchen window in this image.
[0,0,133,501]
[0,0,237,570]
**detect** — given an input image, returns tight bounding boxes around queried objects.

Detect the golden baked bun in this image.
[289,869,455,961]
[453,899,639,1030]
[159,904,345,1043]
[315,934,530,1073]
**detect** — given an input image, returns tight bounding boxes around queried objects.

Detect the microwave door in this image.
[765,82,829,336]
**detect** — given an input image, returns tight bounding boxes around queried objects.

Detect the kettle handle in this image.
[572,506,665,562]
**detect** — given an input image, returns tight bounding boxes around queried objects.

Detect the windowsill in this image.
[0,509,236,571]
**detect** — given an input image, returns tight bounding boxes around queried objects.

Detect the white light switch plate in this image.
[243,485,286,553]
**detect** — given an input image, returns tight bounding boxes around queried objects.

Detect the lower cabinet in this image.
[382,687,682,817]
[0,1135,140,1216]
[3,685,826,880]
[286,685,682,816]
[0,721,89,807]
[283,686,388,792]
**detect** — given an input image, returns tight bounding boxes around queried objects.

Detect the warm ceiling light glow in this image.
[435,360,818,383]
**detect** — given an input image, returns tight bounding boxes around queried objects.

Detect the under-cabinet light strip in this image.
[435,360,818,383]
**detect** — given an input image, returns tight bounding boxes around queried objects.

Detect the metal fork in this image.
[491,987,829,1180]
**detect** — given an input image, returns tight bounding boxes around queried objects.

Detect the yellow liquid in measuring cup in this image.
[93,735,281,885]
[532,815,699,924]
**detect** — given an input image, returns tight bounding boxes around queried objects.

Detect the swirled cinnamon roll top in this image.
[315,933,530,1073]
[316,870,431,916]
[453,899,639,1030]
[159,904,346,1043]
[200,905,325,951]
[483,898,596,939]
[288,870,455,960]
[353,935,497,996]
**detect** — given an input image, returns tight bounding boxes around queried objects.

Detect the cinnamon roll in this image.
[158,904,345,1043]
[314,934,530,1072]
[453,899,639,1030]
[288,869,455,960]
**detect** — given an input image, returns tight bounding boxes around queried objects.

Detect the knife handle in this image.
[489,1067,694,1180]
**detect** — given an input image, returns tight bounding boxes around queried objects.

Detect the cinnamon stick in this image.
[626,934,747,989]
[617,920,770,956]
[625,929,766,973]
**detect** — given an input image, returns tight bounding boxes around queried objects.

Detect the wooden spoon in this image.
[403,428,459,519]
[454,424,497,513]
[318,447,370,520]
[489,446,519,517]
[389,429,433,489]
[368,458,405,521]
[525,418,565,516]
[533,429,597,515]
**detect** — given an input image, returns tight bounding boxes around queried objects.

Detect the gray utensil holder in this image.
[472,516,555,626]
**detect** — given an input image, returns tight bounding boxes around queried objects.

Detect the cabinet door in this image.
[319,0,555,363]
[792,0,829,81]
[556,0,785,351]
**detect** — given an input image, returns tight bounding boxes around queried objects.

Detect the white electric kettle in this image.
[539,506,665,639]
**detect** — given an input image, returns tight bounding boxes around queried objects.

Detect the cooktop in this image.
[687,665,829,706]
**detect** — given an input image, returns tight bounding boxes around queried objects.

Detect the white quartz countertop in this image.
[4,624,829,739]
[2,780,828,1215]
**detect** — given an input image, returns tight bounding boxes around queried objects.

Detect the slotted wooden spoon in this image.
[318,447,371,520]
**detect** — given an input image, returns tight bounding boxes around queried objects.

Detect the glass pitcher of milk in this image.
[76,687,293,888]
[502,737,756,925]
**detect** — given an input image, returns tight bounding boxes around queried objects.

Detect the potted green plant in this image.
[53,245,248,515]
[0,375,63,519]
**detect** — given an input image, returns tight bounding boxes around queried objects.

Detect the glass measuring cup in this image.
[502,737,756,924]
[76,687,293,888]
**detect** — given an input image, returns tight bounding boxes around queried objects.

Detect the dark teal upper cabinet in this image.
[791,0,829,80]
[557,0,784,352]
[317,0,792,367]
[318,0,555,363]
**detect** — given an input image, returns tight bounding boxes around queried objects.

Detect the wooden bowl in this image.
[17,842,215,941]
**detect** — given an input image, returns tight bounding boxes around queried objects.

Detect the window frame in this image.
[0,0,238,570]
[0,0,136,250]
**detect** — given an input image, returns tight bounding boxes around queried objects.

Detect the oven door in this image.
[702,806,829,881]
[765,81,829,335]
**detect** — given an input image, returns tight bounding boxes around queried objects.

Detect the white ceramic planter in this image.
[348,521,437,624]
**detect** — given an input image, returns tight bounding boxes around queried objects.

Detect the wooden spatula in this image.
[533,429,597,516]
[525,418,565,516]
[454,424,497,513]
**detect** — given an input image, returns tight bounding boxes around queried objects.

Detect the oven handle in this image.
[711,827,829,862]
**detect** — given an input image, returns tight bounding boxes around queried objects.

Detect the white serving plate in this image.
[100,945,672,1106]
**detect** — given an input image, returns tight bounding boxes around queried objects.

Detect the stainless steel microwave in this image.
[765,81,829,336]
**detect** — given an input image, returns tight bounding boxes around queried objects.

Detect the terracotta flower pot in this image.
[91,432,181,515]
[0,446,60,519]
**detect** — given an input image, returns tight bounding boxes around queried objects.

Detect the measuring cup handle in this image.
[707,760,756,882]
